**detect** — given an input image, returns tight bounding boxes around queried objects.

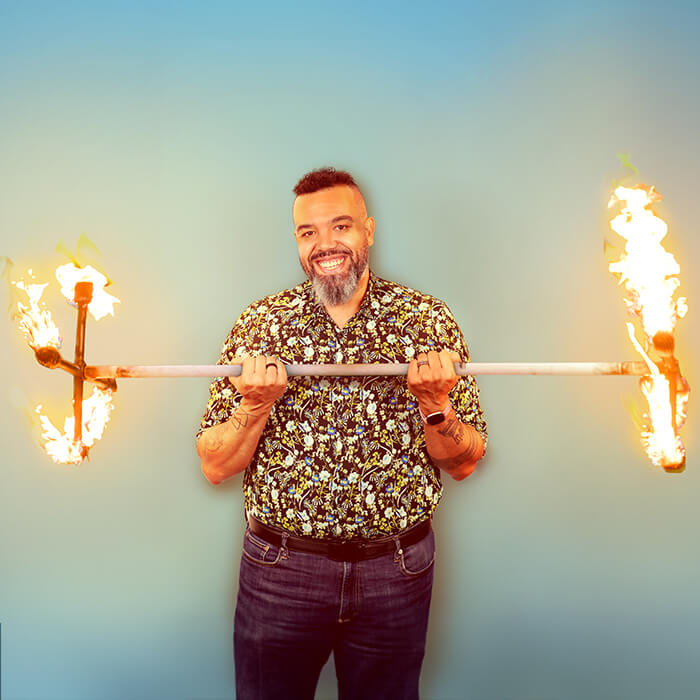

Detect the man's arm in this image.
[422,407,484,480]
[197,355,287,485]
[407,349,485,481]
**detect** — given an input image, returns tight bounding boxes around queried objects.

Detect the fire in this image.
[11,259,119,465]
[55,263,119,320]
[609,185,689,469]
[609,186,687,337]
[35,388,115,465]
[626,324,686,468]
[12,272,62,350]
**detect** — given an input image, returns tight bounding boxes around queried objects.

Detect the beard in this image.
[300,243,369,307]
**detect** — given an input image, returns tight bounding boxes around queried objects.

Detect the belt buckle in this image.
[330,538,363,562]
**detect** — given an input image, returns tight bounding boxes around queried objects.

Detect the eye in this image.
[335,224,348,231]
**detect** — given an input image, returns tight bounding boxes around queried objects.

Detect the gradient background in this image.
[1,1,699,698]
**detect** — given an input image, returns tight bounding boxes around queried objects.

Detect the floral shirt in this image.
[197,271,487,539]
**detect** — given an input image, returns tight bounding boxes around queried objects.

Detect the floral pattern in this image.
[198,271,487,539]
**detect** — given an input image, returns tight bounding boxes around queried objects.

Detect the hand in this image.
[230,354,288,412]
[407,350,460,414]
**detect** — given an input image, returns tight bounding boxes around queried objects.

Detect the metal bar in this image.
[72,282,93,444]
[84,360,650,379]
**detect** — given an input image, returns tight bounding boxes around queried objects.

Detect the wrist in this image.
[418,400,452,425]
[238,397,275,416]
[417,395,451,415]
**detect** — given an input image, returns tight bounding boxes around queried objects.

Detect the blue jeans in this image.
[233,524,435,700]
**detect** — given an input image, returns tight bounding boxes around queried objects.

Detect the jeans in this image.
[233,524,435,700]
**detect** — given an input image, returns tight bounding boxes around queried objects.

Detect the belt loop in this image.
[281,533,289,559]
[392,535,402,562]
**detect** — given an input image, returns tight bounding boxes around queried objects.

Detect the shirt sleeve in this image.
[432,302,488,453]
[195,307,256,440]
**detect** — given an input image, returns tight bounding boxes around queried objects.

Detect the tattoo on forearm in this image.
[431,446,476,471]
[437,418,463,445]
[203,434,224,454]
[431,425,482,471]
[230,408,252,431]
[202,407,252,455]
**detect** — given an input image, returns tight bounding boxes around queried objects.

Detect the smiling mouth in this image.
[314,255,347,273]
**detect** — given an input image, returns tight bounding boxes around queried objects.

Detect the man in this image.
[196,167,487,700]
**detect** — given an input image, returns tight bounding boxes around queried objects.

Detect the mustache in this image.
[311,247,352,262]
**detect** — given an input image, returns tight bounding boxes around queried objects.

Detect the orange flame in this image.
[609,186,688,469]
[609,186,687,337]
[626,323,686,467]
[56,263,119,319]
[12,272,62,350]
[11,261,119,464]
[35,388,114,464]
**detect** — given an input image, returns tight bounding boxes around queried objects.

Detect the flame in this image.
[608,186,687,338]
[12,272,62,350]
[626,324,686,468]
[609,185,688,469]
[56,263,119,320]
[11,259,119,464]
[35,387,114,464]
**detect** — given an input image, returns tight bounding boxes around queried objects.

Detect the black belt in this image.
[247,514,431,562]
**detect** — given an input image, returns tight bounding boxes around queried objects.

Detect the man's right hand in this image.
[231,355,288,412]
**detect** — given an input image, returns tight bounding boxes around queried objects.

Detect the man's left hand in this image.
[407,349,460,414]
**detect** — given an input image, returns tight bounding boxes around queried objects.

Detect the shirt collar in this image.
[353,269,378,321]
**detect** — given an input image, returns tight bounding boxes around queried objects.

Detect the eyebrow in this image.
[295,215,353,234]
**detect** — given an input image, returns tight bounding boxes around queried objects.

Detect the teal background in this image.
[1,1,699,698]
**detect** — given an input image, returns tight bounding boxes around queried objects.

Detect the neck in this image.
[324,268,370,329]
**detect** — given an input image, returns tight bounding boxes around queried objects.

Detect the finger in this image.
[439,349,456,379]
[275,357,288,386]
[264,355,279,381]
[270,357,287,392]
[416,352,430,374]
[235,355,254,391]
[448,350,463,379]
[427,350,442,373]
[242,355,255,380]
[429,350,451,384]
[250,355,266,385]
[407,357,420,384]
[228,357,244,389]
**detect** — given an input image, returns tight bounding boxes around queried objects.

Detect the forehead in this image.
[292,185,364,225]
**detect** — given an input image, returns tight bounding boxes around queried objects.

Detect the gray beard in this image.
[302,245,369,307]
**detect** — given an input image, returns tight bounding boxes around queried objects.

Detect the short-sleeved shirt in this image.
[197,270,487,539]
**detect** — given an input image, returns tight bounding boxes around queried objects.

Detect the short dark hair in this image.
[293,167,359,196]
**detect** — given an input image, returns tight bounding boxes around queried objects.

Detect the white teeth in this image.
[318,257,344,270]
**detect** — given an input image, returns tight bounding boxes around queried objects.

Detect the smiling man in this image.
[196,167,487,700]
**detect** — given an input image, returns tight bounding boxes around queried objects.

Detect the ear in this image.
[365,216,375,247]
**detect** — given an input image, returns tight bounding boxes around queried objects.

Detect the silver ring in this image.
[417,360,429,367]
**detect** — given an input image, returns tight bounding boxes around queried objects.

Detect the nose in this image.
[316,227,337,250]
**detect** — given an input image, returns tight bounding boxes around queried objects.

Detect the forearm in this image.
[197,399,273,485]
[421,403,484,481]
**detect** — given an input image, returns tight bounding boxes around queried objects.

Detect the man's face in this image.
[293,185,375,307]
